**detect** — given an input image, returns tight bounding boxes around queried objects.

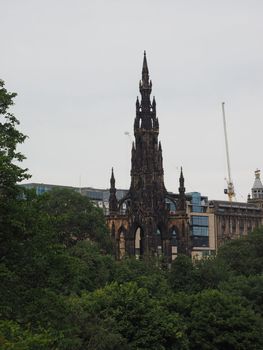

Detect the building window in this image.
[192,216,208,227]
[191,192,202,212]
[191,215,209,247]
[192,226,208,236]
[87,191,103,200]
[36,186,47,195]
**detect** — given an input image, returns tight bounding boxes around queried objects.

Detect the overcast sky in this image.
[1,0,263,200]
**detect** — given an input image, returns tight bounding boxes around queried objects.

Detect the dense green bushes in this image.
[1,81,263,349]
[2,196,263,349]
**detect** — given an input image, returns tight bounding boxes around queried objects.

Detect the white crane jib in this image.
[222,102,235,202]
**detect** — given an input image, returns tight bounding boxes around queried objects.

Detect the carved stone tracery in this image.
[107,52,191,261]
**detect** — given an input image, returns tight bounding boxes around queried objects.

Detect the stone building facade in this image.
[207,169,263,250]
[107,53,191,262]
[208,200,262,249]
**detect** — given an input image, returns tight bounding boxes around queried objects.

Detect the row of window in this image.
[192,226,209,236]
[192,236,209,247]
[192,205,205,213]
[192,216,208,226]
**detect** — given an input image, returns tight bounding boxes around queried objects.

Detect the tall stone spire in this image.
[179,167,185,193]
[131,52,163,176]
[106,52,192,262]
[127,52,169,260]
[109,167,118,215]
[177,167,186,211]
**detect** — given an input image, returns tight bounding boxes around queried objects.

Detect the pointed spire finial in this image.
[136,96,140,111]
[109,167,118,215]
[177,166,186,211]
[179,167,185,192]
[110,167,115,189]
[142,50,149,81]
[180,166,184,189]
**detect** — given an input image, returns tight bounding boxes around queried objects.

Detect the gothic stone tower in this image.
[107,52,191,261]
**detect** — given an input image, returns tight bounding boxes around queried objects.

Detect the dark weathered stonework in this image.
[107,52,191,261]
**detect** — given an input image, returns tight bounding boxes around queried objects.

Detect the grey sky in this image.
[1,0,263,200]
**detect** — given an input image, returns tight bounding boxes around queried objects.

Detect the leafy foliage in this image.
[37,188,113,252]
[169,255,196,293]
[217,230,263,276]
[73,282,189,350]
[219,275,263,316]
[0,80,31,260]
[175,290,263,350]
[1,80,263,349]
[0,320,54,350]
[0,79,30,199]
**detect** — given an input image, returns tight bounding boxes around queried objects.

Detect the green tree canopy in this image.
[0,80,31,259]
[2,78,263,350]
[72,282,189,350]
[169,290,263,350]
[217,230,263,276]
[0,79,30,199]
[37,188,113,253]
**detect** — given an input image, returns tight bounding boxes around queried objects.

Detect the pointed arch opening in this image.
[134,226,144,259]
[155,226,163,257]
[169,225,179,245]
[169,225,179,259]
[118,226,127,260]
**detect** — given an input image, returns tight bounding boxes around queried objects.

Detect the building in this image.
[22,170,262,260]
[21,181,216,259]
[186,192,216,259]
[44,52,233,261]
[21,182,77,195]
[204,170,263,251]
[248,169,263,209]
[106,52,193,263]
[21,59,263,261]
[21,182,128,212]
[208,199,262,250]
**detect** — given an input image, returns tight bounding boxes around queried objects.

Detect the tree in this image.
[219,275,263,317]
[169,255,232,293]
[217,229,263,276]
[0,80,31,260]
[0,79,30,200]
[169,255,196,293]
[194,257,232,291]
[0,320,54,350]
[169,290,263,350]
[72,282,189,350]
[113,257,170,298]
[37,188,113,253]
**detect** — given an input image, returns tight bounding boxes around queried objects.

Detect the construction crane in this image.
[222,102,236,202]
